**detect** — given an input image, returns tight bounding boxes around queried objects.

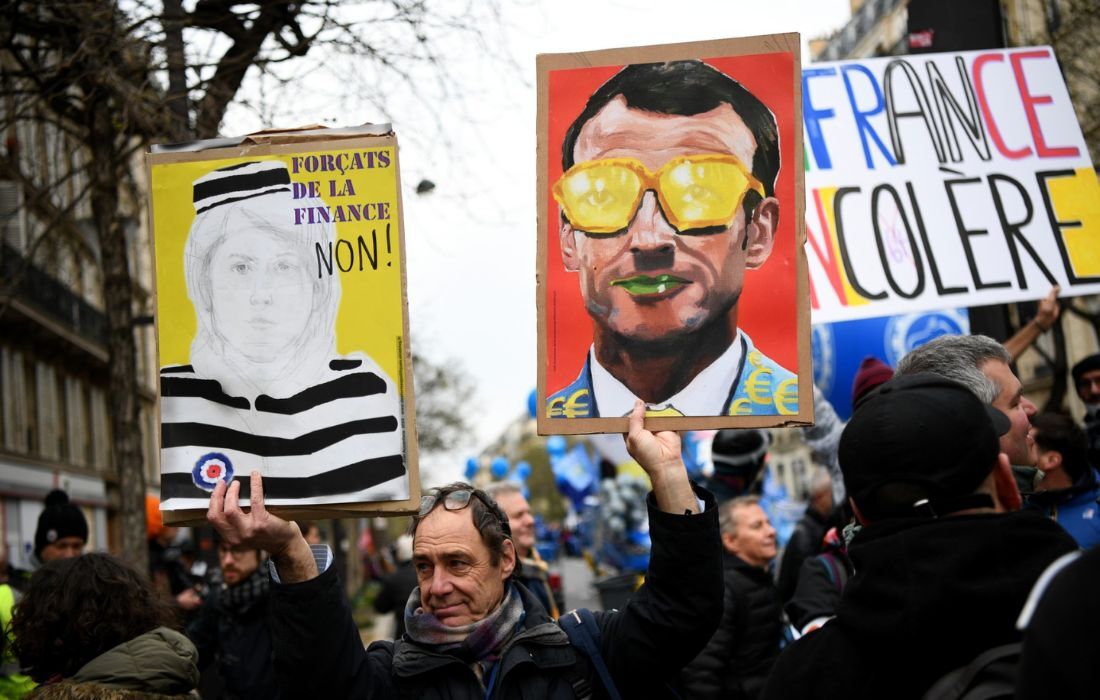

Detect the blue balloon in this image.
[527,388,538,419]
[464,457,479,480]
[490,457,510,479]
[514,461,532,481]
[546,435,568,457]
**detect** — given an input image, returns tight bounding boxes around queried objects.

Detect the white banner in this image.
[804,46,1099,324]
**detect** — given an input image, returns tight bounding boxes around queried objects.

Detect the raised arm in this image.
[626,400,698,514]
[1005,286,1060,361]
[207,471,317,582]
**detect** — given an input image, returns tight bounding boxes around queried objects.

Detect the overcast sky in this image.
[224,0,854,484]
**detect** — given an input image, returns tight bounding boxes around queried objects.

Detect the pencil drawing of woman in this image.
[158,160,407,508]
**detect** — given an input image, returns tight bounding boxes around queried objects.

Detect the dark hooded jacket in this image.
[680,551,784,699]
[760,511,1076,700]
[269,487,722,699]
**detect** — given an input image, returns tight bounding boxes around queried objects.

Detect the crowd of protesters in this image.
[2,324,1100,697]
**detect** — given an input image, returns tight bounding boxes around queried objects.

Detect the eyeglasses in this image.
[553,153,765,235]
[418,488,512,538]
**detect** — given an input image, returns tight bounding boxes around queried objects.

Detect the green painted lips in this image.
[610,273,691,296]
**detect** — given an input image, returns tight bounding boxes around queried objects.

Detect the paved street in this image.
[559,555,601,611]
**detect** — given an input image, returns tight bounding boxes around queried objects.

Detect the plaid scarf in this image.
[219,567,270,613]
[403,583,525,664]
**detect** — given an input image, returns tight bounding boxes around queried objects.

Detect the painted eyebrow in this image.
[226,253,256,261]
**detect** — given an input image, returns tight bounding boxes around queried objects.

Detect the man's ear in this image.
[992,452,1023,511]
[744,197,779,269]
[560,220,580,272]
[500,538,517,580]
[1036,450,1061,474]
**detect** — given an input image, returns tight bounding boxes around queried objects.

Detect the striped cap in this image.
[192,160,291,213]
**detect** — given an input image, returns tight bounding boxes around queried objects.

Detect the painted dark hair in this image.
[561,59,781,215]
[11,553,180,682]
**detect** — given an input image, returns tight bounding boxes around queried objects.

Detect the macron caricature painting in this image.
[149,132,417,515]
[538,35,813,435]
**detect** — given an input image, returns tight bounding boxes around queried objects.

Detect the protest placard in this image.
[147,125,418,521]
[537,34,812,435]
[804,46,1099,324]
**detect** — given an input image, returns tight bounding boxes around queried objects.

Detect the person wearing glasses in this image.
[206,401,722,698]
[186,537,279,699]
[548,60,796,419]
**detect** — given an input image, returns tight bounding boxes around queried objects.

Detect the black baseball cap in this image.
[839,373,1011,520]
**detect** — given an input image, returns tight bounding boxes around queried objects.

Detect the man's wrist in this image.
[270,536,319,583]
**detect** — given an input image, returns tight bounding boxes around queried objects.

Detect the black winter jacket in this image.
[777,508,828,602]
[681,551,783,699]
[187,571,279,699]
[269,487,722,699]
[761,511,1077,700]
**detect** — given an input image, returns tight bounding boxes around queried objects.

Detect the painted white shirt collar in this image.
[589,330,744,417]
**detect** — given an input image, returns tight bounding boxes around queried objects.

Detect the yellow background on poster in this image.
[151,148,404,383]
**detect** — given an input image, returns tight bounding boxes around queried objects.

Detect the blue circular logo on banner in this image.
[192,452,234,492]
[884,309,969,366]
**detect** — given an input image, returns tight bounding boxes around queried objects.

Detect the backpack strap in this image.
[920,643,1021,700]
[559,608,622,700]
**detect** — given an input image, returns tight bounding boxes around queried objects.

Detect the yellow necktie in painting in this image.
[645,405,685,417]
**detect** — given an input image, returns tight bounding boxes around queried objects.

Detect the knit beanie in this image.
[851,356,894,406]
[34,490,88,557]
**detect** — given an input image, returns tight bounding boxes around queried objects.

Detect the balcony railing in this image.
[817,0,906,61]
[0,242,108,347]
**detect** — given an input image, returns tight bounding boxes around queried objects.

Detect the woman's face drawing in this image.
[208,226,315,364]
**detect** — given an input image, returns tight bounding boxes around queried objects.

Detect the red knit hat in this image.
[851,356,894,406]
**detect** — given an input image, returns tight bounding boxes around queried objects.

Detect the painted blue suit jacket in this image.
[547,334,798,418]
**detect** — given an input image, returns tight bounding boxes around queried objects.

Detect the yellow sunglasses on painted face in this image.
[553,153,765,235]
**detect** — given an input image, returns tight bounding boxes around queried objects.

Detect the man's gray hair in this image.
[718,495,761,538]
[895,335,1010,404]
[483,481,523,502]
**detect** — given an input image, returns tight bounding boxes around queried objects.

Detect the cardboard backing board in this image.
[536,34,813,435]
[147,125,419,525]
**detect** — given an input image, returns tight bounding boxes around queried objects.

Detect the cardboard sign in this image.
[804,46,1100,324]
[537,35,812,435]
[147,126,419,521]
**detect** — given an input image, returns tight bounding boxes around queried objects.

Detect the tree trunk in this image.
[163,0,190,140]
[87,107,147,571]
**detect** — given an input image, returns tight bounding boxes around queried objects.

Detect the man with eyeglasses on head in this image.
[207,401,722,698]
[547,60,796,419]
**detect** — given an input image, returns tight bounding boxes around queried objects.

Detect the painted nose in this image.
[628,191,677,251]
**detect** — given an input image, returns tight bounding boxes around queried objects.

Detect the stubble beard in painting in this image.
[604,289,742,357]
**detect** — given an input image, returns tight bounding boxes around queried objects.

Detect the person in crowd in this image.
[146,494,202,616]
[777,467,833,602]
[1072,352,1100,466]
[206,401,722,698]
[186,535,278,699]
[704,428,771,503]
[760,374,1077,699]
[484,481,562,618]
[373,534,417,639]
[8,490,88,594]
[897,334,1038,485]
[784,524,853,636]
[1025,413,1100,548]
[1016,544,1099,699]
[0,548,34,698]
[681,495,783,699]
[298,521,327,546]
[10,553,198,698]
